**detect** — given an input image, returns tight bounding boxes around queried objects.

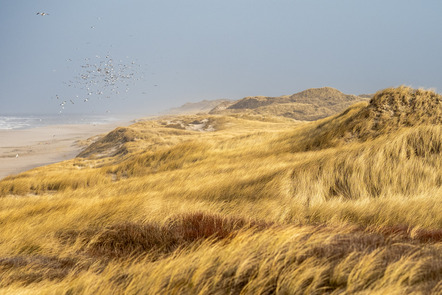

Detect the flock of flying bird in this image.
[57,54,144,113]
[36,11,149,113]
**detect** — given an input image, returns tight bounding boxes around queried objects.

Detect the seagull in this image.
[36,12,49,16]
[16,154,19,158]
[70,100,75,104]
[84,98,89,102]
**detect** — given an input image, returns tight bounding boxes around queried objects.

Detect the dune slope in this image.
[0,87,441,294]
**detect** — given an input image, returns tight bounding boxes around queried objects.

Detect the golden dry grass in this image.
[0,86,441,294]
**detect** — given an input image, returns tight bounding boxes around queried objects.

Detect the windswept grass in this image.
[1,223,440,294]
[0,87,441,294]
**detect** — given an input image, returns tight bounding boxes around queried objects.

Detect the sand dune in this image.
[0,87,440,293]
[0,122,129,180]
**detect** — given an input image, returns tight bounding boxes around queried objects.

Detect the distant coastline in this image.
[0,119,132,180]
[0,114,127,130]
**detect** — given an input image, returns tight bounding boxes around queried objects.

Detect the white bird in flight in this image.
[36,12,49,16]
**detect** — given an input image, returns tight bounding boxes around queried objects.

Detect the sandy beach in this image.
[0,122,129,180]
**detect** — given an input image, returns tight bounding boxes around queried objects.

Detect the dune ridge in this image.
[209,87,369,121]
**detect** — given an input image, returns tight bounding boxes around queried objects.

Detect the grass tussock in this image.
[290,125,442,202]
[58,212,270,260]
[0,86,441,293]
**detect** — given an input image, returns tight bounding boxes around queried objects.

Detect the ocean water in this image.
[0,114,122,130]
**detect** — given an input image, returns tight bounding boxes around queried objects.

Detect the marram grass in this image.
[0,87,441,294]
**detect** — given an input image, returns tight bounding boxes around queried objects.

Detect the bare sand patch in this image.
[0,122,130,180]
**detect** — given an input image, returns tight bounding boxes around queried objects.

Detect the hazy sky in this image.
[1,1,442,115]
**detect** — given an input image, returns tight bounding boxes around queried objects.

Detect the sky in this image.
[1,0,442,116]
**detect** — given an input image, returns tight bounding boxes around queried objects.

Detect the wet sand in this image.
[0,122,129,180]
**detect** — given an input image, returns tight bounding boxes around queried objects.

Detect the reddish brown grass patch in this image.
[62,212,272,260]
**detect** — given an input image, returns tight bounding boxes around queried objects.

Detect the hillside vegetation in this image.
[0,86,441,294]
[209,87,369,121]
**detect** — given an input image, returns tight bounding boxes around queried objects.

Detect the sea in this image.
[0,114,124,130]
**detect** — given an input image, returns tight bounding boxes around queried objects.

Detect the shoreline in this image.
[0,121,131,180]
